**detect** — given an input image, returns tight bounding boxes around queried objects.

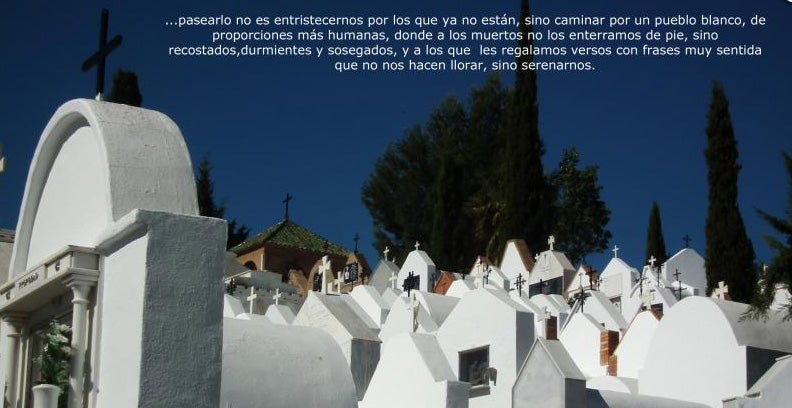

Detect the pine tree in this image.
[496,0,555,256]
[195,156,250,249]
[362,125,437,263]
[645,202,668,266]
[107,69,142,107]
[748,152,792,319]
[704,82,756,302]
[550,148,612,265]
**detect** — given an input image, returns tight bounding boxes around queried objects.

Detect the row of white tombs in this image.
[224,239,792,408]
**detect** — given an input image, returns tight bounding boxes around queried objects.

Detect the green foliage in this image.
[704,82,756,302]
[362,125,437,263]
[747,152,792,320]
[36,320,71,407]
[196,156,250,249]
[550,148,612,265]
[363,1,611,270]
[107,69,142,107]
[645,202,668,266]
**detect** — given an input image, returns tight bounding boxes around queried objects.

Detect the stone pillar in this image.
[2,312,29,408]
[63,270,99,408]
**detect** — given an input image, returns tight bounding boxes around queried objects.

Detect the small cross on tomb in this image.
[515,273,526,297]
[247,286,258,314]
[272,288,282,306]
[353,233,360,253]
[573,287,590,313]
[648,255,657,268]
[81,9,123,100]
[713,281,730,300]
[334,274,344,294]
[383,246,390,261]
[612,245,619,259]
[414,241,421,251]
[389,271,398,290]
[548,235,556,251]
[683,235,692,248]
[673,268,683,300]
[319,255,331,294]
[282,193,293,220]
[635,272,648,297]
[474,258,487,288]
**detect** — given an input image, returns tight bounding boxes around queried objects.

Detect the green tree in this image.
[747,152,792,319]
[704,82,756,302]
[496,0,555,256]
[362,126,437,263]
[645,202,668,266]
[550,148,612,265]
[195,156,250,249]
[107,69,142,107]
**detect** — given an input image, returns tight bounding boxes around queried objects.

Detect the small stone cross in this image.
[247,286,258,314]
[713,281,729,300]
[320,255,331,294]
[474,258,487,288]
[334,274,344,294]
[383,246,390,261]
[612,245,619,259]
[272,288,282,306]
[648,256,657,268]
[389,271,398,290]
[414,241,421,251]
[548,235,556,251]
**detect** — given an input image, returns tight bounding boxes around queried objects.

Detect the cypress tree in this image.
[196,156,250,249]
[107,69,142,107]
[704,82,756,302]
[428,96,470,271]
[497,0,555,256]
[645,202,668,266]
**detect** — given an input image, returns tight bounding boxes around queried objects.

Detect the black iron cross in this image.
[403,271,417,296]
[353,233,360,253]
[673,268,683,300]
[635,272,648,297]
[573,288,590,313]
[683,235,692,248]
[515,273,525,297]
[81,9,123,100]
[282,193,293,220]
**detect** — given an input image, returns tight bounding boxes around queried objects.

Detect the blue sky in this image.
[1,0,790,274]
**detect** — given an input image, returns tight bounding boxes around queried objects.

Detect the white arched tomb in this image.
[640,297,792,407]
[0,99,226,408]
